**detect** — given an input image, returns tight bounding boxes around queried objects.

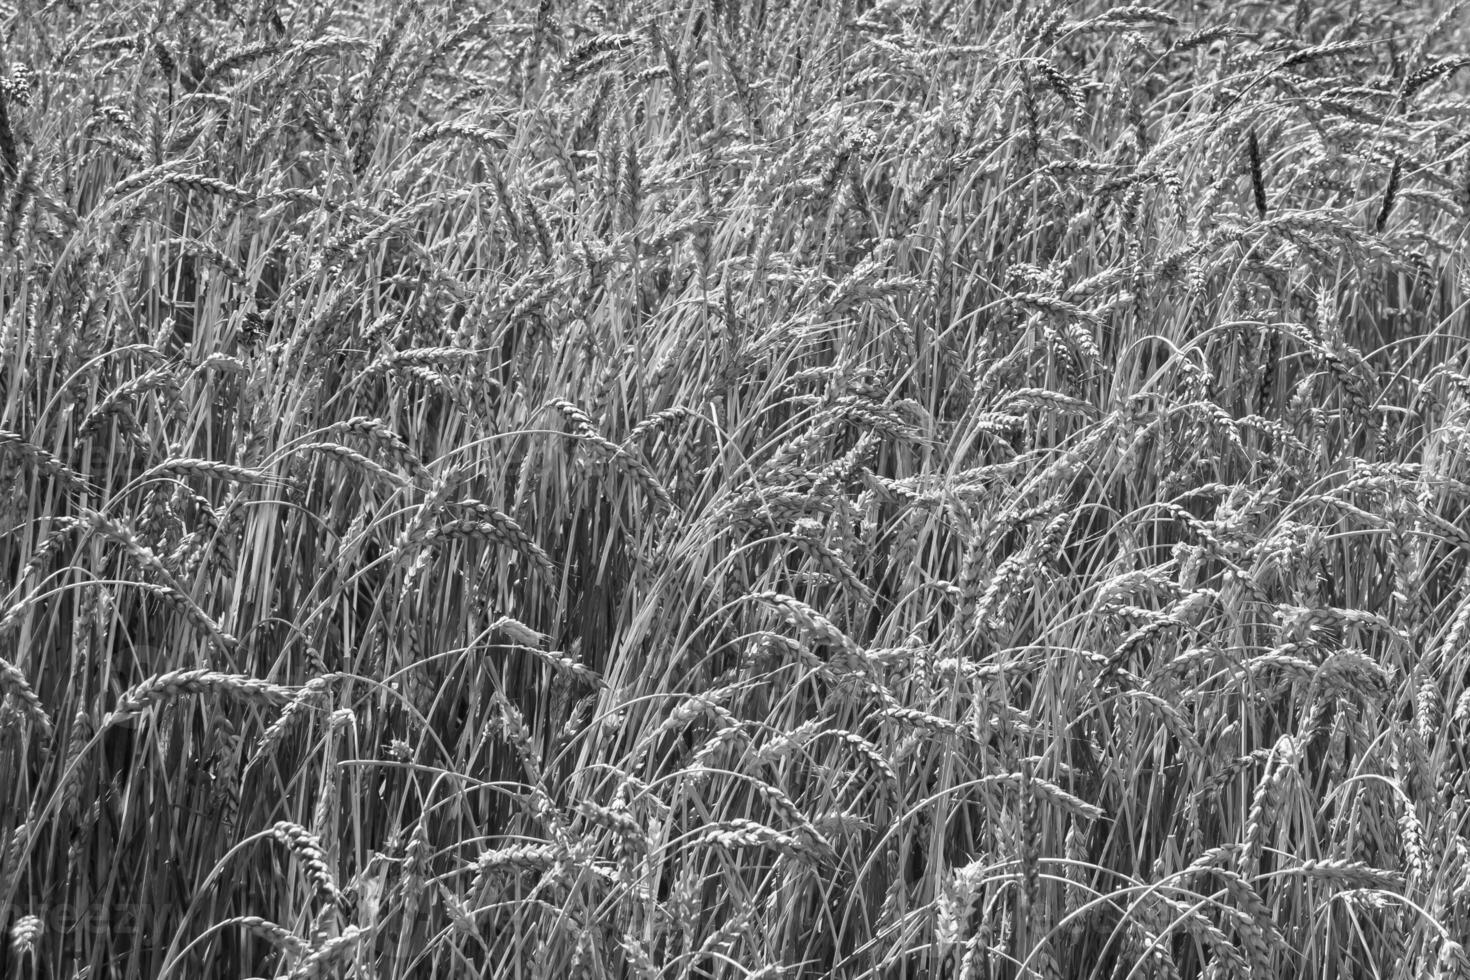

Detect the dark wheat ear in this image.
[1375,155,1402,233]
[1248,129,1268,220]
[0,77,15,192]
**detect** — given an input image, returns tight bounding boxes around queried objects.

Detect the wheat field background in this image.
[3,0,1470,977]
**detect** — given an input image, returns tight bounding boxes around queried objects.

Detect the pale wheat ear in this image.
[8,914,41,958]
[0,656,53,741]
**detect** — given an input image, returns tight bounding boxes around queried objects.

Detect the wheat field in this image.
[4,0,1470,977]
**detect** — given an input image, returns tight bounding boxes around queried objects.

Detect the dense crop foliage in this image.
[4,0,1470,977]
